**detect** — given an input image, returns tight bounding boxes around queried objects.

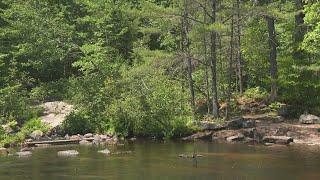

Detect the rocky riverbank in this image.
[182,113,320,146]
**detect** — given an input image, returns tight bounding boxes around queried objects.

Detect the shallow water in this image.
[1,141,320,180]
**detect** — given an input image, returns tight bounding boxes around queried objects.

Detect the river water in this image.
[1,141,320,180]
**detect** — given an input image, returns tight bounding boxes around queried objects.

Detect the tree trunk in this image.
[203,7,210,115]
[210,0,219,118]
[293,0,306,59]
[265,16,277,102]
[183,0,196,114]
[226,4,234,120]
[236,0,244,94]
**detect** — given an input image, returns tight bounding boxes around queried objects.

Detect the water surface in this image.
[1,141,320,180]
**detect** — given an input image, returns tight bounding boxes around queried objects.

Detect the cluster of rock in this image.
[25,131,120,146]
[183,115,296,146]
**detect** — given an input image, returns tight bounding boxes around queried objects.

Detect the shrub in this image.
[20,118,50,135]
[62,111,95,135]
[243,87,269,101]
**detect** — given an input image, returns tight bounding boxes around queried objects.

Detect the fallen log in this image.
[25,138,94,147]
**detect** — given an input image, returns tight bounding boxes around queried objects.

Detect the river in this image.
[1,141,320,180]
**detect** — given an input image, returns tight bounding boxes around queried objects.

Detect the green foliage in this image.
[243,87,269,101]
[62,111,95,135]
[30,79,71,102]
[0,118,49,147]
[20,118,49,135]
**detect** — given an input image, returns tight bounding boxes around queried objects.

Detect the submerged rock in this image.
[98,148,110,155]
[57,150,79,157]
[35,144,51,148]
[16,151,32,157]
[111,151,133,155]
[20,147,32,152]
[263,136,293,145]
[178,154,203,158]
[299,114,320,124]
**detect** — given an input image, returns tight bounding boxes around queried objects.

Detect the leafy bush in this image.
[0,118,49,147]
[62,111,95,135]
[20,118,50,135]
[243,87,269,101]
[0,85,38,125]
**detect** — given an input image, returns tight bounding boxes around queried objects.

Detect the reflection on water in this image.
[1,141,320,180]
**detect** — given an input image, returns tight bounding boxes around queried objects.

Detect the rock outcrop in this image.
[40,101,73,129]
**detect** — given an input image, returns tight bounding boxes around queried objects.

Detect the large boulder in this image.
[40,101,73,132]
[262,136,293,145]
[84,133,93,138]
[57,150,79,157]
[299,114,320,124]
[30,130,44,140]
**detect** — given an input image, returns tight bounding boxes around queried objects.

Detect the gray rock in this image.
[98,148,110,155]
[299,114,320,124]
[64,134,70,140]
[93,134,101,145]
[57,150,79,157]
[262,136,293,145]
[99,135,108,141]
[84,133,93,138]
[30,130,44,140]
[16,151,32,157]
[226,134,245,142]
[70,135,81,141]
